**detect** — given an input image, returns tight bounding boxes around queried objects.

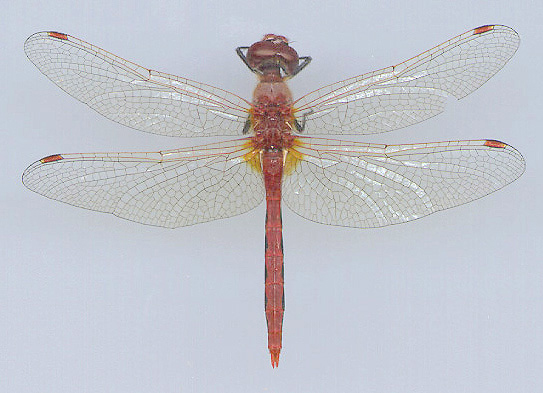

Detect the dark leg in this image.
[236,46,259,74]
[294,108,314,133]
[289,56,312,77]
[242,118,252,134]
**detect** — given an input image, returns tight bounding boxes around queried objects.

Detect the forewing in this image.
[25,32,251,137]
[23,139,264,228]
[294,25,519,135]
[283,137,525,227]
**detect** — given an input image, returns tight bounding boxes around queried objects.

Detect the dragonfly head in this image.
[246,34,300,77]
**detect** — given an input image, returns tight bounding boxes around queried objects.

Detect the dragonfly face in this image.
[245,34,300,77]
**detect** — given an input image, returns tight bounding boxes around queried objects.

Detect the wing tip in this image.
[24,31,69,57]
[22,154,65,189]
[471,24,519,40]
[483,139,526,178]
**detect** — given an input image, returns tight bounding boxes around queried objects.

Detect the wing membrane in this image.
[294,25,519,135]
[283,137,525,227]
[22,139,264,228]
[24,32,251,137]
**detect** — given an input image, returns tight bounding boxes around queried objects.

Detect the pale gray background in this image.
[2,1,541,392]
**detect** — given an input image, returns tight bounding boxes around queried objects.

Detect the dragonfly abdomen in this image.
[262,149,285,368]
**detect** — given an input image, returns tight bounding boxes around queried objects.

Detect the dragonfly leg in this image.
[242,118,252,134]
[289,56,312,77]
[236,46,261,74]
[294,108,314,133]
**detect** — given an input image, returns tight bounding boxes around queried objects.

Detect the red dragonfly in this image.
[23,25,525,367]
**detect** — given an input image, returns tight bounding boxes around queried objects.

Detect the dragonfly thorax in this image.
[251,88,295,151]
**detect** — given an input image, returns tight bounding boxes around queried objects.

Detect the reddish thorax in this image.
[251,88,296,151]
[246,34,300,367]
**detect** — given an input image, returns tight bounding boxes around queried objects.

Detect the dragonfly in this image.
[23,25,525,368]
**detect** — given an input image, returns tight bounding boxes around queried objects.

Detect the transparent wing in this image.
[22,139,264,228]
[283,137,525,227]
[24,31,251,137]
[294,25,519,135]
